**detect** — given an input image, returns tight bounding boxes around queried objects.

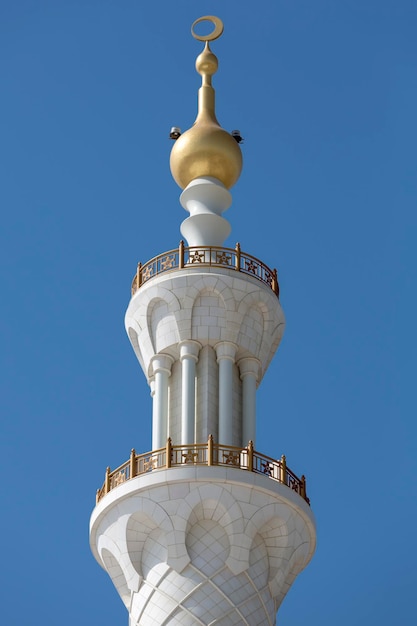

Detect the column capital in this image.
[214,341,238,363]
[179,340,201,362]
[238,357,261,382]
[150,354,174,376]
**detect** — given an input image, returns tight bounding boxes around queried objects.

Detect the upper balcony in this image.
[131,241,279,297]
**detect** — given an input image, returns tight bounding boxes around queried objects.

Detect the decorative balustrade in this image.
[96,437,309,505]
[131,242,279,297]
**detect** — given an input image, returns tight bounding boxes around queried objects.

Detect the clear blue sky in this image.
[1,1,416,624]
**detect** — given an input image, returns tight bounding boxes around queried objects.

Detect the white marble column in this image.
[215,342,238,445]
[150,354,174,450]
[238,357,261,447]
[179,341,201,445]
[149,377,156,448]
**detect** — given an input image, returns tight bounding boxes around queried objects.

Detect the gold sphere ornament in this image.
[170,17,242,190]
[195,48,218,77]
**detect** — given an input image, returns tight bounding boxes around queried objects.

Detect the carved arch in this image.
[123,495,190,575]
[98,534,141,602]
[184,485,249,575]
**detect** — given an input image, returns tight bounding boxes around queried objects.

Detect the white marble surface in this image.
[125,269,285,447]
[125,269,285,383]
[90,467,316,626]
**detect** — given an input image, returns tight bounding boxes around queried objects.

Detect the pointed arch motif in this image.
[98,534,141,602]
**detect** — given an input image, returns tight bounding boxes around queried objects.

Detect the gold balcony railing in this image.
[95,436,309,505]
[131,242,279,297]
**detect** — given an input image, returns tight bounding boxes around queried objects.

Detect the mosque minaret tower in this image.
[90,16,316,625]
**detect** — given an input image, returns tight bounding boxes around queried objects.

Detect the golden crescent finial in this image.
[170,16,242,190]
[191,16,224,42]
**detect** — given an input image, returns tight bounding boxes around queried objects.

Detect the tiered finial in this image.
[170,16,242,190]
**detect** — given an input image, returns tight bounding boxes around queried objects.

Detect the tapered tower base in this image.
[90,466,315,625]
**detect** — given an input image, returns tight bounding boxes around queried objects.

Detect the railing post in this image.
[137,263,142,290]
[272,268,279,296]
[208,434,213,466]
[166,437,172,468]
[280,454,287,485]
[301,474,306,500]
[130,448,136,479]
[235,242,241,271]
[247,440,253,472]
[104,467,111,494]
[179,240,184,268]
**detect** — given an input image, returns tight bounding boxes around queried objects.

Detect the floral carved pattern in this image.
[262,462,273,476]
[216,251,232,265]
[113,470,126,486]
[288,477,299,493]
[223,451,240,466]
[190,251,205,263]
[143,457,157,472]
[142,265,153,281]
[160,255,176,271]
[182,449,199,463]
[245,259,258,274]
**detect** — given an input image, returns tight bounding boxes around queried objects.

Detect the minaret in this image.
[90,16,316,625]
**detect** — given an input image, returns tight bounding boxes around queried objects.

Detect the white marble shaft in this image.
[125,268,285,448]
[180,177,232,247]
[90,467,316,626]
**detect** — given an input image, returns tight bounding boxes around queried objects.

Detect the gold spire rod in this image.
[191,16,224,125]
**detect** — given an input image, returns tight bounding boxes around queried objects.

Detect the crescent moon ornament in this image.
[191,16,224,42]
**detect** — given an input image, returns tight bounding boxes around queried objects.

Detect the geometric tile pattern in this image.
[91,469,316,626]
[130,527,276,625]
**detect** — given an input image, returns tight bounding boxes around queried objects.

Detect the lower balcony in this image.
[95,436,310,505]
